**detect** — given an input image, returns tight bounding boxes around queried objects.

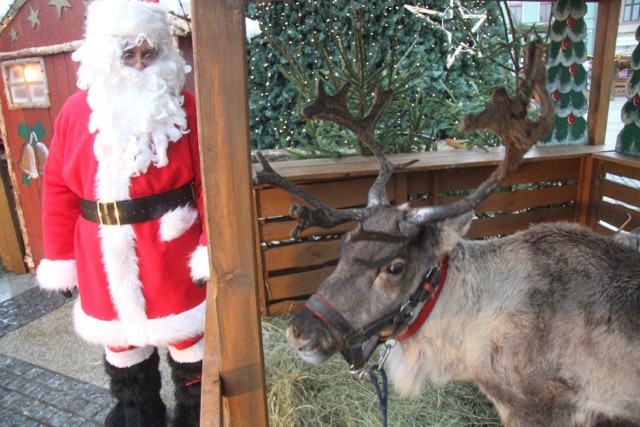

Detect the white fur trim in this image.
[99,225,148,344]
[169,338,204,363]
[74,298,206,348]
[189,245,210,282]
[36,259,78,292]
[84,0,170,43]
[159,205,198,242]
[105,345,155,368]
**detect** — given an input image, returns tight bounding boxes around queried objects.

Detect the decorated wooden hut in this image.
[0,0,197,273]
[1,0,639,424]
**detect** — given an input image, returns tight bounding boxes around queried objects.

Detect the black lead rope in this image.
[368,364,389,427]
[353,341,394,427]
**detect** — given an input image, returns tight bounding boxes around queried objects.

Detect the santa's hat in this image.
[83,0,171,47]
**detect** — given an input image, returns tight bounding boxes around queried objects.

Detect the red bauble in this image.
[567,17,576,28]
[634,95,640,107]
[562,39,571,50]
[567,114,576,125]
[569,64,578,75]
[552,91,561,101]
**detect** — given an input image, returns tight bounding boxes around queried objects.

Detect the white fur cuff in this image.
[159,205,198,242]
[189,245,210,282]
[36,259,78,292]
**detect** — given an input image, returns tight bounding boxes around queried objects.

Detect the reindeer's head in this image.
[255,42,554,371]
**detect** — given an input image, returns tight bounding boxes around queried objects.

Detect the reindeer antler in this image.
[406,40,554,225]
[303,81,418,207]
[254,152,368,237]
[254,80,416,238]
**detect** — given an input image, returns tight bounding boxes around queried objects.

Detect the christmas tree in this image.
[246,0,508,152]
[541,0,589,146]
[616,25,640,156]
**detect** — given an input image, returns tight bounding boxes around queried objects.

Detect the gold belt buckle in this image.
[96,201,121,226]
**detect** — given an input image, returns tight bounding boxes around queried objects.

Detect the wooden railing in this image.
[252,145,639,315]
[586,152,640,234]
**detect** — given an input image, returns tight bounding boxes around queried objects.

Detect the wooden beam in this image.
[588,0,621,145]
[191,1,269,426]
[0,162,26,273]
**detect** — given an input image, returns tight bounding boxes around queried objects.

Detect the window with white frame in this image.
[2,58,50,109]
[539,2,552,22]
[624,0,640,21]
[508,1,523,23]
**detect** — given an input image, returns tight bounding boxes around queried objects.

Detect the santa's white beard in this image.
[86,59,188,196]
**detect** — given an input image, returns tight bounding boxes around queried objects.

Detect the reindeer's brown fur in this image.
[287,213,640,426]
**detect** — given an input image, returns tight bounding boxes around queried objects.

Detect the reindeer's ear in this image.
[399,220,419,237]
[438,211,474,254]
[447,211,474,233]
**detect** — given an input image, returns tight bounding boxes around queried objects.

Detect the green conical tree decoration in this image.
[541,0,589,145]
[616,25,640,156]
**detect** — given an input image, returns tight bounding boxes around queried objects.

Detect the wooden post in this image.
[588,0,621,145]
[0,164,26,273]
[191,1,269,426]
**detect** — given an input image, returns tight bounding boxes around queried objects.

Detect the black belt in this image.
[80,182,196,226]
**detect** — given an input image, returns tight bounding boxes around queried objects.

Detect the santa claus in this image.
[36,0,208,425]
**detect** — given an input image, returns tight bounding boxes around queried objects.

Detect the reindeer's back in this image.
[513,222,640,337]
[464,221,640,424]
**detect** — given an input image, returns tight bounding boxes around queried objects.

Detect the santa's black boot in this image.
[168,355,202,427]
[104,349,167,427]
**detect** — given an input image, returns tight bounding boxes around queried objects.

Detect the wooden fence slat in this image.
[602,161,640,181]
[266,265,335,301]
[268,300,307,315]
[260,220,354,243]
[503,159,581,184]
[467,206,576,238]
[593,222,613,236]
[439,185,578,214]
[256,177,378,218]
[599,179,640,210]
[595,200,640,231]
[263,238,341,272]
[446,160,580,191]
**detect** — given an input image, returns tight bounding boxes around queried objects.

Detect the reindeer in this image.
[254,42,640,426]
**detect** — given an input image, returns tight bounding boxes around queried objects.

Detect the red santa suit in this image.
[37,89,208,349]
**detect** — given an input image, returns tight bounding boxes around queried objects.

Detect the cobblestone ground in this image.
[0,353,112,426]
[0,282,114,425]
[0,282,175,426]
[0,287,67,339]
[0,285,114,425]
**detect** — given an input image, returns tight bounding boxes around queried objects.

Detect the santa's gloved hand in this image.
[59,289,75,298]
[189,245,210,288]
[36,259,79,298]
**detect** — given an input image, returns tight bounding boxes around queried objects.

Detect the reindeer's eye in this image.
[386,262,404,275]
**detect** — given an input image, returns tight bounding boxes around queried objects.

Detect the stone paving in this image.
[0,274,177,426]
[0,285,114,426]
[0,287,67,339]
[0,353,111,426]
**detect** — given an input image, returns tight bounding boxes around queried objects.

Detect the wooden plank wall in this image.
[588,152,640,235]
[253,146,611,315]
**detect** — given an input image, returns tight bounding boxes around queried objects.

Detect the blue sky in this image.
[0,1,13,19]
